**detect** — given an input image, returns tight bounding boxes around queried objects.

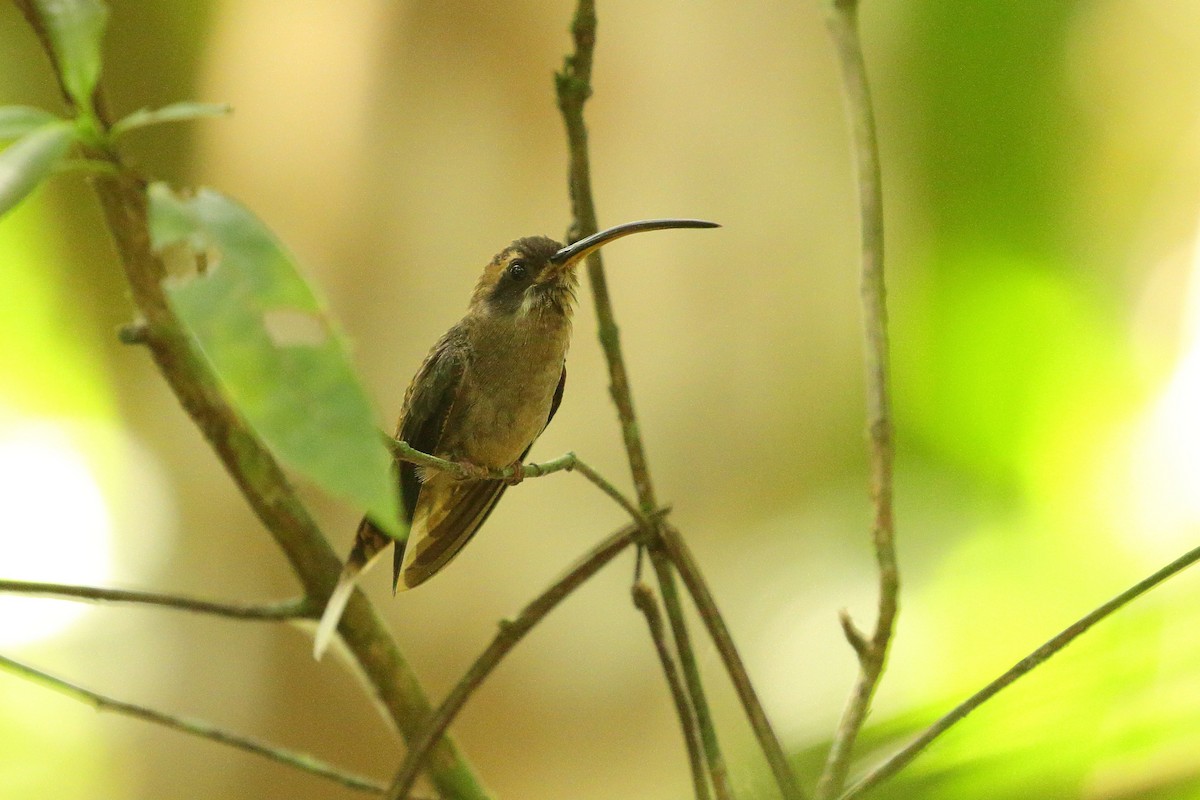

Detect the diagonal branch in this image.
[815,1,900,796]
[633,580,712,800]
[12,5,487,798]
[838,541,1200,799]
[0,653,392,795]
[0,580,312,620]
[384,522,644,800]
[660,524,804,799]
[645,549,733,800]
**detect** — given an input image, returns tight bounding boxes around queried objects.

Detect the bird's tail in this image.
[312,520,394,660]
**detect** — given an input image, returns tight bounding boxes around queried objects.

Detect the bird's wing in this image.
[396,365,567,590]
[312,331,466,659]
[542,364,566,436]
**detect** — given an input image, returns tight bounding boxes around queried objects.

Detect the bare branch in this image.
[0,580,312,620]
[0,653,389,795]
[632,581,712,800]
[839,542,1200,799]
[645,550,734,800]
[384,523,643,800]
[815,1,900,796]
[660,525,805,800]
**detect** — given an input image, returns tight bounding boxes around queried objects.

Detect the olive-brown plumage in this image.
[313,219,718,658]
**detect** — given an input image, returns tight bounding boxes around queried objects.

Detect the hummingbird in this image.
[313,218,718,658]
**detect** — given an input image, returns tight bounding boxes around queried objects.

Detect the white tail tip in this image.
[313,573,357,660]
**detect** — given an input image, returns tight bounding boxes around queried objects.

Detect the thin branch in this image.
[12,6,487,798]
[555,4,799,797]
[0,580,313,620]
[0,653,389,795]
[646,550,734,800]
[555,0,657,515]
[838,542,1200,799]
[660,525,805,800]
[815,1,900,797]
[632,581,712,800]
[384,522,643,800]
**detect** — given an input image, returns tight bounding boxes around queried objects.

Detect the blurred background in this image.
[3,1,1200,798]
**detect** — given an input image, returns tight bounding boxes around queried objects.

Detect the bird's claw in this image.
[454,460,492,481]
[502,460,526,486]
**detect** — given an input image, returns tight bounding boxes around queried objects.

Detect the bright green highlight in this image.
[146,183,402,537]
[0,195,112,421]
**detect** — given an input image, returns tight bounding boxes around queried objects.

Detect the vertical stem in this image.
[815,1,900,797]
[555,0,657,513]
[556,4,801,798]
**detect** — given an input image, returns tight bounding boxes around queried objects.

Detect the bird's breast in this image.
[439,317,570,466]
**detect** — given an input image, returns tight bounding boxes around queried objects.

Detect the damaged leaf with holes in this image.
[146,182,402,538]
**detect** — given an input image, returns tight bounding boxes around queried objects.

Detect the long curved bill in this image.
[549,218,719,270]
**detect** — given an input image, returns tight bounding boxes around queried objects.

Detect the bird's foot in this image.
[501,460,526,486]
[454,460,492,481]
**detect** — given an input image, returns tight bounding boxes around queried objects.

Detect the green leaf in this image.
[34,0,109,108]
[0,121,76,219]
[0,106,61,141]
[110,102,232,140]
[146,182,403,537]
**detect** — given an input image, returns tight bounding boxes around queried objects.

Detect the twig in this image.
[384,523,644,800]
[0,580,312,620]
[815,2,900,797]
[555,0,657,515]
[13,6,488,798]
[0,653,388,795]
[632,581,712,800]
[838,542,1200,799]
[660,525,804,800]
[646,550,734,800]
[556,3,796,797]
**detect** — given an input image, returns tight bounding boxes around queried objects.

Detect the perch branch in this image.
[838,541,1200,799]
[815,1,900,796]
[0,580,312,620]
[0,653,390,795]
[389,441,644,522]
[13,5,487,797]
[384,522,644,800]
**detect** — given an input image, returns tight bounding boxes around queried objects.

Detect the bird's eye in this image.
[507,261,528,280]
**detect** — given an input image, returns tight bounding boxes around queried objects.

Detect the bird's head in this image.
[471,219,719,319]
